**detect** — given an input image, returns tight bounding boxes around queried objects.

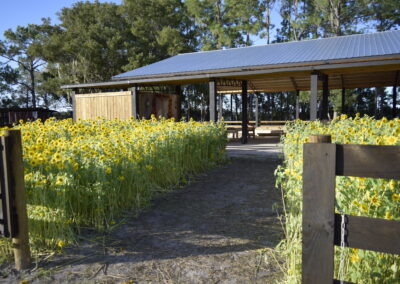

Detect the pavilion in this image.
[62,30,400,143]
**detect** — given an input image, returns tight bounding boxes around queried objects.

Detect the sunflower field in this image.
[0,117,227,261]
[275,115,400,283]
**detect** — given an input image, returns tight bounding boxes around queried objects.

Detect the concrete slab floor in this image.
[226,137,283,159]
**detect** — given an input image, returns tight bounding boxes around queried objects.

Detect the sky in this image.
[0,0,281,45]
[0,0,122,39]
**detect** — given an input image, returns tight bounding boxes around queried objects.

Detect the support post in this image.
[175,85,182,121]
[310,73,318,120]
[393,86,397,118]
[3,130,31,270]
[321,75,329,120]
[131,85,139,120]
[255,92,259,127]
[296,90,300,119]
[218,94,223,121]
[209,80,217,122]
[230,94,233,120]
[302,134,335,283]
[241,80,248,144]
[71,90,76,121]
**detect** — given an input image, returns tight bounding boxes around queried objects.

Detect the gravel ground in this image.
[1,145,284,284]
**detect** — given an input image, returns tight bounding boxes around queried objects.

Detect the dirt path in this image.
[2,146,283,283]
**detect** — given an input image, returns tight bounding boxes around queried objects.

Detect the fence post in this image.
[3,130,31,270]
[302,134,336,283]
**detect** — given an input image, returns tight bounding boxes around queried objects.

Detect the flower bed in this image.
[0,117,227,260]
[275,115,400,283]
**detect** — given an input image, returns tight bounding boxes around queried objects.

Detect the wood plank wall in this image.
[75,91,132,120]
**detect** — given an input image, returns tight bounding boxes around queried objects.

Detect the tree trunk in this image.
[266,4,271,44]
[29,63,36,108]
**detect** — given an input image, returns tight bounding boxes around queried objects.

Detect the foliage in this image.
[275,115,400,283]
[0,19,57,108]
[0,118,227,260]
[122,0,196,69]
[46,1,132,83]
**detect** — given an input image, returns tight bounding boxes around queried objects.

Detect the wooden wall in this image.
[75,91,179,120]
[75,91,132,120]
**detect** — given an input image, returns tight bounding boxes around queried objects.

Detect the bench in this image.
[224,121,255,138]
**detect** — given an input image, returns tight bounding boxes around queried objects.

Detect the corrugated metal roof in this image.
[113,30,400,80]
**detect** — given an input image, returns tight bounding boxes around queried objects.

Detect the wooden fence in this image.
[74,91,180,121]
[75,91,133,120]
[302,134,400,284]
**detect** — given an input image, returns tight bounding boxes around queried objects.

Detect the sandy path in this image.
[2,147,283,284]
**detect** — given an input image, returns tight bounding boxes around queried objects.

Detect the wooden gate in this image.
[302,135,400,283]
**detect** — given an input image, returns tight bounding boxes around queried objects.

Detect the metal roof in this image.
[113,30,400,80]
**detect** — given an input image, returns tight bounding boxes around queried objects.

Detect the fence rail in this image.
[302,134,400,284]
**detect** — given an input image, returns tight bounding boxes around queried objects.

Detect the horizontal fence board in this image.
[334,214,400,255]
[75,91,130,98]
[336,144,400,179]
[333,279,355,284]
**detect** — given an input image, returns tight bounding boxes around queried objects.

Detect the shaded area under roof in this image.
[113,30,400,80]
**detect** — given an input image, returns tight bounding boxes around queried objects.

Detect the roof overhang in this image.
[61,56,400,93]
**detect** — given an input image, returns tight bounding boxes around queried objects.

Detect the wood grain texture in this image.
[310,134,331,143]
[241,80,248,144]
[334,214,400,255]
[4,130,31,269]
[302,143,336,284]
[336,144,400,179]
[75,91,131,120]
[310,74,318,120]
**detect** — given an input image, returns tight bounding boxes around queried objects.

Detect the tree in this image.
[0,65,19,107]
[186,0,242,50]
[123,0,196,69]
[368,0,400,32]
[43,1,132,84]
[0,19,55,107]
[312,0,365,37]
[260,0,276,44]
[225,0,264,46]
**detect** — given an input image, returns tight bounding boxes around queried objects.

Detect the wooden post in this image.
[71,90,76,121]
[131,85,139,120]
[295,90,300,119]
[302,134,335,283]
[321,75,329,120]
[175,85,182,121]
[3,130,31,270]
[209,80,217,122]
[241,80,248,144]
[310,73,318,121]
[218,94,223,121]
[230,94,233,120]
[393,85,397,118]
[255,92,259,127]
